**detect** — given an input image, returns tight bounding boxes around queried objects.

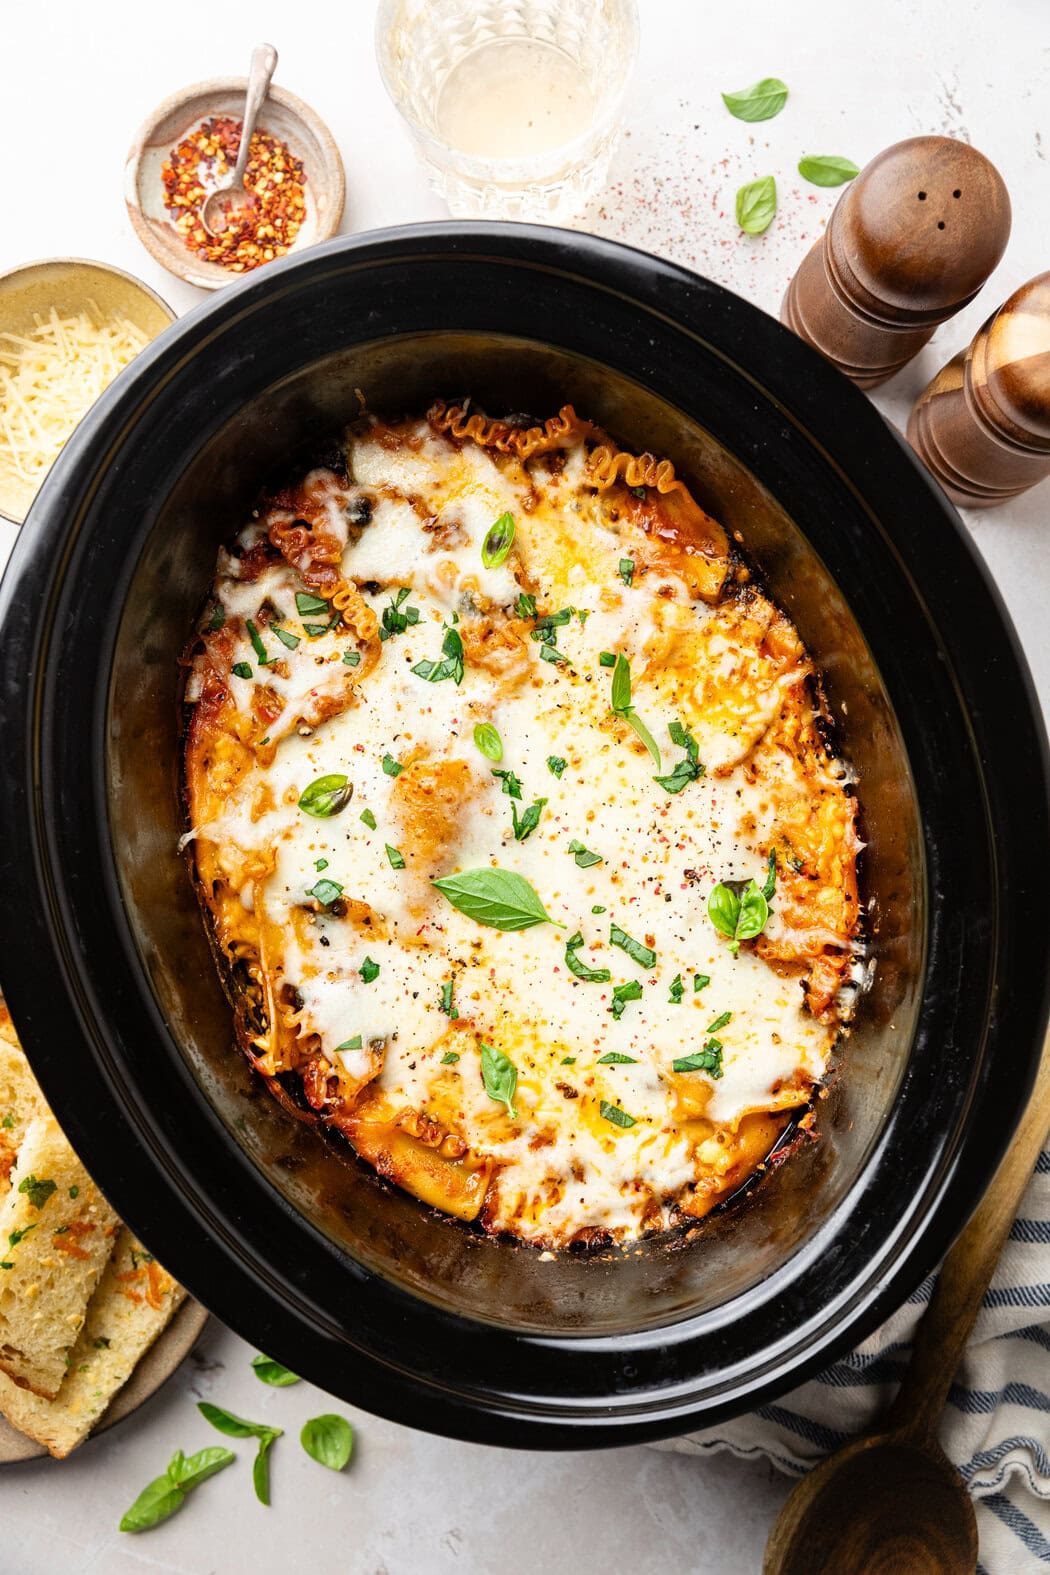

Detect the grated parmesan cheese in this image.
[0,304,148,515]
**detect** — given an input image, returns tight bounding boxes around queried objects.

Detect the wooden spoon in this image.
[765,1029,1050,1575]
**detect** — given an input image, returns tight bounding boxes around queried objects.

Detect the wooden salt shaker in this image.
[782,136,1011,388]
[908,273,1050,506]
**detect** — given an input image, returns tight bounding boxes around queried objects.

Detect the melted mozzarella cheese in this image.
[189,419,852,1246]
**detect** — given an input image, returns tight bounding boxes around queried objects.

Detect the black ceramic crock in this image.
[0,225,1047,1447]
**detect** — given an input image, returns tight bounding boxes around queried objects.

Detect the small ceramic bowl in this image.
[0,257,174,526]
[125,78,346,291]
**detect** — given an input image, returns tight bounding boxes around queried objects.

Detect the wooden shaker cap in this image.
[782,136,1011,387]
[908,271,1050,506]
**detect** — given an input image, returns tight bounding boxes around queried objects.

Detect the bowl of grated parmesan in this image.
[0,258,173,525]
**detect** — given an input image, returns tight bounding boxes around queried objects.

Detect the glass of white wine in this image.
[375,0,639,223]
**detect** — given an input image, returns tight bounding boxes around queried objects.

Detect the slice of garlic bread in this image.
[0,1227,186,1456]
[0,1115,118,1397]
[0,1034,47,1201]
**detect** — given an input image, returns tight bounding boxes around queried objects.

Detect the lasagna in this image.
[182,403,862,1249]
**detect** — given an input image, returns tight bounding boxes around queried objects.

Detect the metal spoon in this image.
[201,43,279,237]
[764,1025,1050,1575]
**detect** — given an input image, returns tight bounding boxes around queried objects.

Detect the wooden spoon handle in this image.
[889,1028,1050,1440]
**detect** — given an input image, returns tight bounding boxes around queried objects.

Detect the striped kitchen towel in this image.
[658,1147,1050,1572]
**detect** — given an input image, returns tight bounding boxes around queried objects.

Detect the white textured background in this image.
[1,1,1048,1570]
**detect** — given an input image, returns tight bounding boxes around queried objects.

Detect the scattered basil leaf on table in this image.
[253,1430,278,1506]
[722,77,788,122]
[431,868,558,931]
[736,176,777,235]
[298,773,352,818]
[120,1445,236,1532]
[197,1402,281,1508]
[798,154,859,187]
[251,1354,300,1387]
[473,722,503,762]
[301,1413,354,1471]
[482,511,516,568]
[480,1041,519,1118]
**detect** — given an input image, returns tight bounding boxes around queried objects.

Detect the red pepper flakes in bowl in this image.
[161,116,306,273]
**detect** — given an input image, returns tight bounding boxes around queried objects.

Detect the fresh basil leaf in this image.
[669,974,685,1004]
[722,77,788,122]
[172,1446,237,1488]
[592,904,606,914]
[673,1039,724,1078]
[385,844,406,869]
[707,883,742,939]
[298,773,353,819]
[314,858,329,871]
[253,1430,278,1506]
[515,591,537,617]
[610,924,657,970]
[599,651,616,668]
[482,511,515,569]
[610,653,632,712]
[599,1100,636,1129]
[762,849,777,901]
[381,753,403,777]
[119,1473,187,1533]
[625,709,662,767]
[432,868,556,931]
[379,588,420,641]
[611,980,643,1020]
[565,932,611,983]
[198,1401,271,1439]
[707,1010,733,1034]
[491,768,522,800]
[439,980,458,1018]
[359,808,377,829]
[539,644,567,665]
[736,175,777,235]
[473,722,503,762]
[342,649,361,666]
[655,720,704,794]
[568,838,602,868]
[799,154,859,187]
[618,558,634,587]
[271,624,300,651]
[694,973,710,991]
[251,1355,301,1387]
[335,1036,362,1051]
[306,877,343,906]
[547,755,567,778]
[360,956,380,983]
[480,1041,519,1118]
[511,797,547,842]
[17,1175,55,1210]
[231,662,252,680]
[295,591,328,617]
[413,624,465,685]
[303,621,332,637]
[735,882,769,940]
[245,619,271,665]
[300,1413,354,1472]
[206,604,226,631]
[597,1051,637,1064]
[440,1050,460,1064]
[561,1056,576,1065]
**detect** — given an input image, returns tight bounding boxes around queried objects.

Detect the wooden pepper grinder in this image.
[908,273,1050,506]
[782,136,1011,388]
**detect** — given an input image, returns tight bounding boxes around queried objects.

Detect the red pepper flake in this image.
[161,116,307,273]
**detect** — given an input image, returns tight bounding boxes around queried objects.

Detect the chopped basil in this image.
[482,511,515,568]
[473,722,503,762]
[568,838,602,869]
[610,923,656,970]
[441,1050,460,1064]
[300,1413,354,1472]
[295,591,329,617]
[673,1040,724,1078]
[480,1041,519,1118]
[303,621,333,638]
[610,980,643,1020]
[431,868,556,931]
[335,1036,362,1051]
[599,1100,636,1129]
[722,77,789,122]
[17,1175,56,1210]
[598,1051,637,1064]
[592,904,606,914]
[1,1114,13,1129]
[539,645,567,666]
[385,844,405,869]
[609,654,661,767]
[272,624,300,651]
[379,586,420,642]
[206,604,226,631]
[762,850,778,899]
[381,753,403,777]
[669,974,685,1004]
[655,719,704,795]
[515,591,537,617]
[618,558,635,587]
[68,1184,79,1198]
[694,973,710,991]
[7,1224,36,1248]
[530,607,573,645]
[231,662,252,680]
[298,774,353,818]
[413,624,464,684]
[630,484,647,499]
[359,956,380,983]
[245,619,271,665]
[314,859,328,871]
[342,649,361,666]
[707,1010,733,1033]
[599,651,616,668]
[561,1056,576,1065]
[359,808,377,829]
[307,877,343,907]
[565,932,612,983]
[251,1355,301,1387]
[491,768,522,799]
[511,797,546,842]
[547,756,567,778]
[439,980,459,1019]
